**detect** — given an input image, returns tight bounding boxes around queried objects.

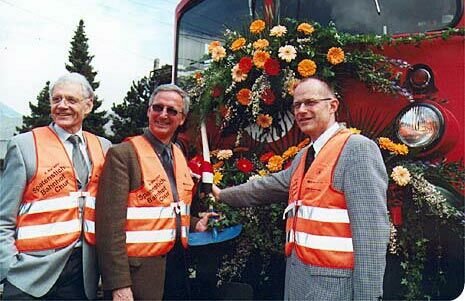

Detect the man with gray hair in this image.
[0,72,112,299]
[96,84,215,300]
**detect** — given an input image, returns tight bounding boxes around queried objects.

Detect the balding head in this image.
[293,77,339,141]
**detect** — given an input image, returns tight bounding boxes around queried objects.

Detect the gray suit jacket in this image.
[0,124,111,298]
[221,134,390,300]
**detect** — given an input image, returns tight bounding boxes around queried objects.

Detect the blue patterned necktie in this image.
[68,135,89,187]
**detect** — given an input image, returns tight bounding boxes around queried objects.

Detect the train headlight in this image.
[396,104,444,148]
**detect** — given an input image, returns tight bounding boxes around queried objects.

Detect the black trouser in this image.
[2,248,86,300]
[162,241,190,301]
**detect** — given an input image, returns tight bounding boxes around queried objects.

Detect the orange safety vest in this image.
[126,136,194,257]
[17,126,105,251]
[284,129,354,269]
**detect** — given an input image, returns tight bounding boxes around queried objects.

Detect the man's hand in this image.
[212,184,221,199]
[195,211,219,232]
[112,287,134,301]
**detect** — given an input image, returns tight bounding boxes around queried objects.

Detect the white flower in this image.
[216,149,233,160]
[247,174,261,182]
[270,25,287,37]
[211,46,226,62]
[278,45,297,62]
[231,64,247,82]
[391,165,411,186]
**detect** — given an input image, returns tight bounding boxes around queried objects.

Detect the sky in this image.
[0,0,179,116]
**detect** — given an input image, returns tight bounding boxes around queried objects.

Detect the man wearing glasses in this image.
[0,72,112,299]
[96,84,214,300]
[213,77,390,300]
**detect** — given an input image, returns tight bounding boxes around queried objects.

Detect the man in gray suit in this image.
[0,72,111,299]
[213,77,390,300]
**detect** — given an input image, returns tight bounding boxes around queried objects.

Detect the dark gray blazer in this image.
[0,124,111,298]
[221,132,390,300]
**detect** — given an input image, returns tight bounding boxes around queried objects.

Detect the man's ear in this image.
[84,98,94,115]
[329,98,339,114]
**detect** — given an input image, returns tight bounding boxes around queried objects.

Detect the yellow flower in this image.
[230,37,246,51]
[270,25,287,37]
[282,146,299,160]
[278,45,297,62]
[207,41,221,53]
[231,64,247,82]
[378,137,409,155]
[391,166,411,186]
[349,127,361,134]
[253,50,270,68]
[213,171,224,185]
[327,47,345,65]
[250,19,266,34]
[216,149,233,160]
[211,46,226,62]
[253,39,269,50]
[297,23,315,35]
[297,59,317,77]
[267,155,284,172]
[256,114,273,128]
[258,169,269,176]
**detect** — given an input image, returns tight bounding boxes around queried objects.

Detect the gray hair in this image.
[149,84,190,114]
[50,72,94,100]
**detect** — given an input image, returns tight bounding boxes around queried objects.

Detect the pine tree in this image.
[66,19,109,137]
[17,82,52,133]
[110,64,172,143]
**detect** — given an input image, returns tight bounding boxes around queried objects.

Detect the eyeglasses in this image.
[151,104,182,117]
[291,98,333,111]
[51,95,86,105]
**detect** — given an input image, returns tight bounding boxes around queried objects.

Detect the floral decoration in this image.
[187,18,417,136]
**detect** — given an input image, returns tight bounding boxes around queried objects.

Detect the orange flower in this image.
[267,155,284,172]
[297,138,311,149]
[236,88,252,105]
[327,47,345,65]
[253,39,269,49]
[297,59,317,77]
[297,23,315,35]
[208,41,221,53]
[256,114,273,128]
[230,37,246,51]
[253,51,270,68]
[282,146,299,160]
[287,79,300,95]
[213,161,224,170]
[250,19,266,34]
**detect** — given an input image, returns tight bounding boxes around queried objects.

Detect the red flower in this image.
[261,88,275,105]
[188,155,203,176]
[236,158,254,173]
[264,58,280,76]
[239,57,253,73]
[259,151,275,163]
[211,85,223,98]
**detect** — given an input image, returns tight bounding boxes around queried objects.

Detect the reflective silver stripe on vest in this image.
[295,231,353,252]
[84,220,95,234]
[17,219,81,239]
[19,195,78,216]
[181,226,189,238]
[127,206,176,219]
[126,229,176,243]
[297,205,350,223]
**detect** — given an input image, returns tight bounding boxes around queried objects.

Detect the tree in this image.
[110,63,171,143]
[66,19,109,137]
[17,82,52,133]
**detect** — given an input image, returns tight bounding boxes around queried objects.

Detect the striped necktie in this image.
[68,135,89,187]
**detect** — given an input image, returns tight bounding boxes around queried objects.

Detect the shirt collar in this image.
[312,122,341,157]
[53,123,85,143]
[144,128,172,156]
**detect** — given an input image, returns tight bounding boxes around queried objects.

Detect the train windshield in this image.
[176,0,461,77]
